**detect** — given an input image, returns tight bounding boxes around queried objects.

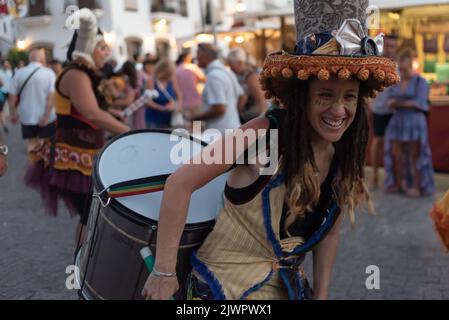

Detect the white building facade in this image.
[12,0,156,64]
[8,0,296,62]
[0,13,14,56]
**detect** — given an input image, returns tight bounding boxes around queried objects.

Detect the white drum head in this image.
[97,131,227,224]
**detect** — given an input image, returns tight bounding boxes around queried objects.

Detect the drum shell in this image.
[77,189,214,300]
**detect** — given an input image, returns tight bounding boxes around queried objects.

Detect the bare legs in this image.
[388,140,404,193]
[370,136,384,189]
[388,139,421,196]
[0,110,7,134]
[408,140,421,197]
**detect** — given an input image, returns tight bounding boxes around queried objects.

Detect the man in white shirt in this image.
[8,48,56,141]
[191,43,245,135]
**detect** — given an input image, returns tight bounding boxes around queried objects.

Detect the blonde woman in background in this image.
[146,59,183,129]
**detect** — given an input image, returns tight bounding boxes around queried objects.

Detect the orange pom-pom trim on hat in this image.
[373,69,386,82]
[337,68,351,80]
[297,70,310,81]
[384,72,397,86]
[369,90,379,98]
[357,68,370,81]
[281,68,294,78]
[271,68,280,77]
[263,69,271,78]
[317,69,330,81]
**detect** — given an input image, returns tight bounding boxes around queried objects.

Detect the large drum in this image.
[75,130,227,300]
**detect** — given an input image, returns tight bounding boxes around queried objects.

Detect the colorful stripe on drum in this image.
[107,174,170,199]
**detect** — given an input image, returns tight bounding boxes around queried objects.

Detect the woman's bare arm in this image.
[312,214,343,300]
[142,117,270,299]
[155,116,270,270]
[172,77,183,112]
[112,86,136,109]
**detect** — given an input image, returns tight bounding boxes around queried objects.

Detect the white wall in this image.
[12,0,155,63]
[0,15,14,55]
[105,0,154,64]
[13,1,74,60]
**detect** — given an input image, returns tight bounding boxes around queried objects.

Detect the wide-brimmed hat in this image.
[261,0,400,106]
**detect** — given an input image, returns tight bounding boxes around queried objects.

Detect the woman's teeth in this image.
[322,118,345,128]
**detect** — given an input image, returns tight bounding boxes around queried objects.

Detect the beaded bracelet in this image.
[152,267,177,278]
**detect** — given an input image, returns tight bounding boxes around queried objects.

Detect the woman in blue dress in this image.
[384,49,435,197]
[145,59,182,129]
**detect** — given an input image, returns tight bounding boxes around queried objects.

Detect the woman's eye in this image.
[345,94,357,100]
[318,93,333,99]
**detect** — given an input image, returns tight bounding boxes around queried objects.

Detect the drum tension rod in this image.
[93,187,111,208]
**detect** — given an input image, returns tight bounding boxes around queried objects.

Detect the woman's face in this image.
[399,57,413,78]
[229,61,245,74]
[144,64,154,75]
[307,77,360,143]
[93,40,111,69]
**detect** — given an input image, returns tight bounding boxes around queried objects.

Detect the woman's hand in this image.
[387,99,399,109]
[108,108,127,122]
[38,113,51,127]
[141,274,179,300]
[165,101,176,112]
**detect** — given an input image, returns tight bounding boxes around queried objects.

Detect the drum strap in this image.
[105,173,171,199]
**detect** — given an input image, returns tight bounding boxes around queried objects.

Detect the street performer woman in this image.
[142,0,400,300]
[25,9,129,244]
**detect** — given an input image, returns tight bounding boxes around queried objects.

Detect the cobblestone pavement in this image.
[0,125,448,300]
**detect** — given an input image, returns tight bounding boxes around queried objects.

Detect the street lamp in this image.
[16,40,26,50]
[236,0,247,13]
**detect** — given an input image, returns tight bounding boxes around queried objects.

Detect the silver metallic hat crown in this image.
[294,0,369,41]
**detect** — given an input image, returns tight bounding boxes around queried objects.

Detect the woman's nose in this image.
[329,102,347,117]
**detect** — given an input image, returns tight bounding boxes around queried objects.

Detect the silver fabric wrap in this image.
[294,0,369,41]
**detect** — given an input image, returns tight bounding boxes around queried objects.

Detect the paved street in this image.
[0,124,448,300]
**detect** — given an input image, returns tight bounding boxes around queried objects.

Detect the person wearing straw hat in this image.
[24,8,129,244]
[142,0,399,300]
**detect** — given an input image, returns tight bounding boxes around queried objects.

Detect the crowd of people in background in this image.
[0,42,271,140]
[0,33,436,199]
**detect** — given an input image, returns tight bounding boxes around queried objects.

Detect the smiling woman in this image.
[141,0,399,301]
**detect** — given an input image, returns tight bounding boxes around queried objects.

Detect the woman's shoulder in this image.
[59,68,92,89]
[265,106,287,127]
